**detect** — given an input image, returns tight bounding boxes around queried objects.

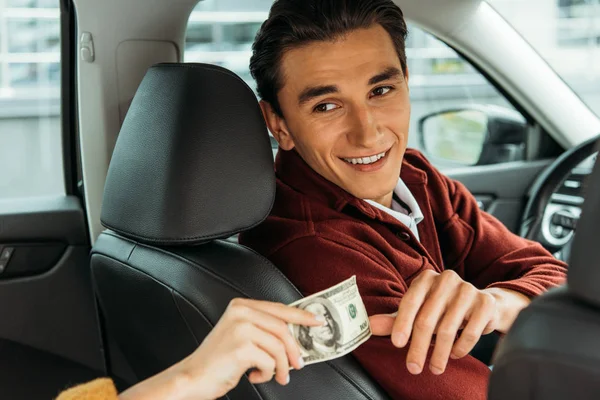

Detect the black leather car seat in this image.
[91,63,391,399]
[489,146,600,399]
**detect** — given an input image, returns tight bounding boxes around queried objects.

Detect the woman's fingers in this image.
[245,345,277,385]
[230,305,305,370]
[231,298,324,326]
[246,325,291,385]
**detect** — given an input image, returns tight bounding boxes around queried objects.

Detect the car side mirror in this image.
[417,105,528,166]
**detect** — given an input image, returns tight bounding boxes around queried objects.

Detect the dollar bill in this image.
[287,275,371,366]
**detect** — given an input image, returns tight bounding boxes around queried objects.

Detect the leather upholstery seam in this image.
[101,211,274,245]
[170,290,201,347]
[94,252,217,327]
[235,243,304,293]
[100,231,295,301]
[325,361,381,400]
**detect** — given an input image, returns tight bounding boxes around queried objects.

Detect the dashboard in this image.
[544,152,597,260]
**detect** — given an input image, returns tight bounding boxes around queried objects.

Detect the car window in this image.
[184,2,526,169]
[184,0,269,88]
[489,0,600,119]
[0,0,64,199]
[404,26,525,169]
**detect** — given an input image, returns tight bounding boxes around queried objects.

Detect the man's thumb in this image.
[369,313,397,336]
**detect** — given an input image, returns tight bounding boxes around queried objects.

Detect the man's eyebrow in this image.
[298,85,339,106]
[368,67,403,86]
[296,67,401,106]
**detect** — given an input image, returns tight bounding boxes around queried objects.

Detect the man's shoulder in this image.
[402,148,443,178]
[239,200,369,259]
[403,147,430,165]
[403,148,452,193]
[239,180,338,256]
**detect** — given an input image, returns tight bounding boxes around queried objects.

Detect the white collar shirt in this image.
[364,178,424,241]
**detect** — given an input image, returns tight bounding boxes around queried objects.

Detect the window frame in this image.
[59,0,81,199]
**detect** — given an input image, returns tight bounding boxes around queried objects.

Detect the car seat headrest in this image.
[100,63,275,245]
[568,146,600,306]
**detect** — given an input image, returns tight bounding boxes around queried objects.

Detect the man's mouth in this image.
[339,148,392,172]
[342,151,387,165]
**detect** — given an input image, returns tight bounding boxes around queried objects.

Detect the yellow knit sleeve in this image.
[56,378,119,400]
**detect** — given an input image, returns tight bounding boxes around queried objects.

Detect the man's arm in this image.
[443,175,568,297]
[421,173,568,345]
[269,234,490,400]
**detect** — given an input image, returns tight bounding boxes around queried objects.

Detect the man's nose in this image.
[347,104,380,147]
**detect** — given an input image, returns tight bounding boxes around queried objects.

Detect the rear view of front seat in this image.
[489,147,600,399]
[91,63,391,399]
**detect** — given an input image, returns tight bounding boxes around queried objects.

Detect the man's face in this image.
[263,24,410,205]
[305,303,336,345]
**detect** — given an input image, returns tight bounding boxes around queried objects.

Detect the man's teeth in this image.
[343,152,386,165]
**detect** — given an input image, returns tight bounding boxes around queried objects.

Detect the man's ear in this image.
[259,100,295,151]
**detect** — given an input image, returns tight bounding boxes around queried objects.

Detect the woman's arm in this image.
[57,299,324,400]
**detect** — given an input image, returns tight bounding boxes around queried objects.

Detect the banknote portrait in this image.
[295,297,343,358]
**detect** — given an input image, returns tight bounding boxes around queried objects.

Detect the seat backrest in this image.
[489,147,600,400]
[91,63,390,400]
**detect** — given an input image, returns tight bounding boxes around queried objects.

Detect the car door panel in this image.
[0,196,88,243]
[0,196,105,399]
[0,243,66,278]
[445,159,553,233]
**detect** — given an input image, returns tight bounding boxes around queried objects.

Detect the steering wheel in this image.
[520,135,599,261]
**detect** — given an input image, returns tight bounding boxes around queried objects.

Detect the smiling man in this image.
[238,0,568,399]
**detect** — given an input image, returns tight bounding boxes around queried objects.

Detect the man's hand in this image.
[368,269,530,376]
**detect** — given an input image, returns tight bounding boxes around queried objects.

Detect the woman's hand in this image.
[120,298,324,400]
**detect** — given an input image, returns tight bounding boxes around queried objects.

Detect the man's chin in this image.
[338,171,400,199]
[345,184,398,202]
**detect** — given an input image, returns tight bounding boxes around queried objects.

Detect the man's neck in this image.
[367,192,393,209]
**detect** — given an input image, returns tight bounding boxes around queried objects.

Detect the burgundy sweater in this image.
[239,148,567,400]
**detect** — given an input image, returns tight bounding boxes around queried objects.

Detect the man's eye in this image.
[314,103,337,113]
[372,86,393,97]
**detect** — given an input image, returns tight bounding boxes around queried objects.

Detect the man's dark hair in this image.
[250,0,409,117]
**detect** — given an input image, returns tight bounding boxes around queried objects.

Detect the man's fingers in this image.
[451,294,496,359]
[248,325,291,385]
[405,303,450,374]
[404,271,463,374]
[392,271,438,347]
[229,298,324,327]
[429,285,477,375]
[369,313,397,336]
[482,321,496,335]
